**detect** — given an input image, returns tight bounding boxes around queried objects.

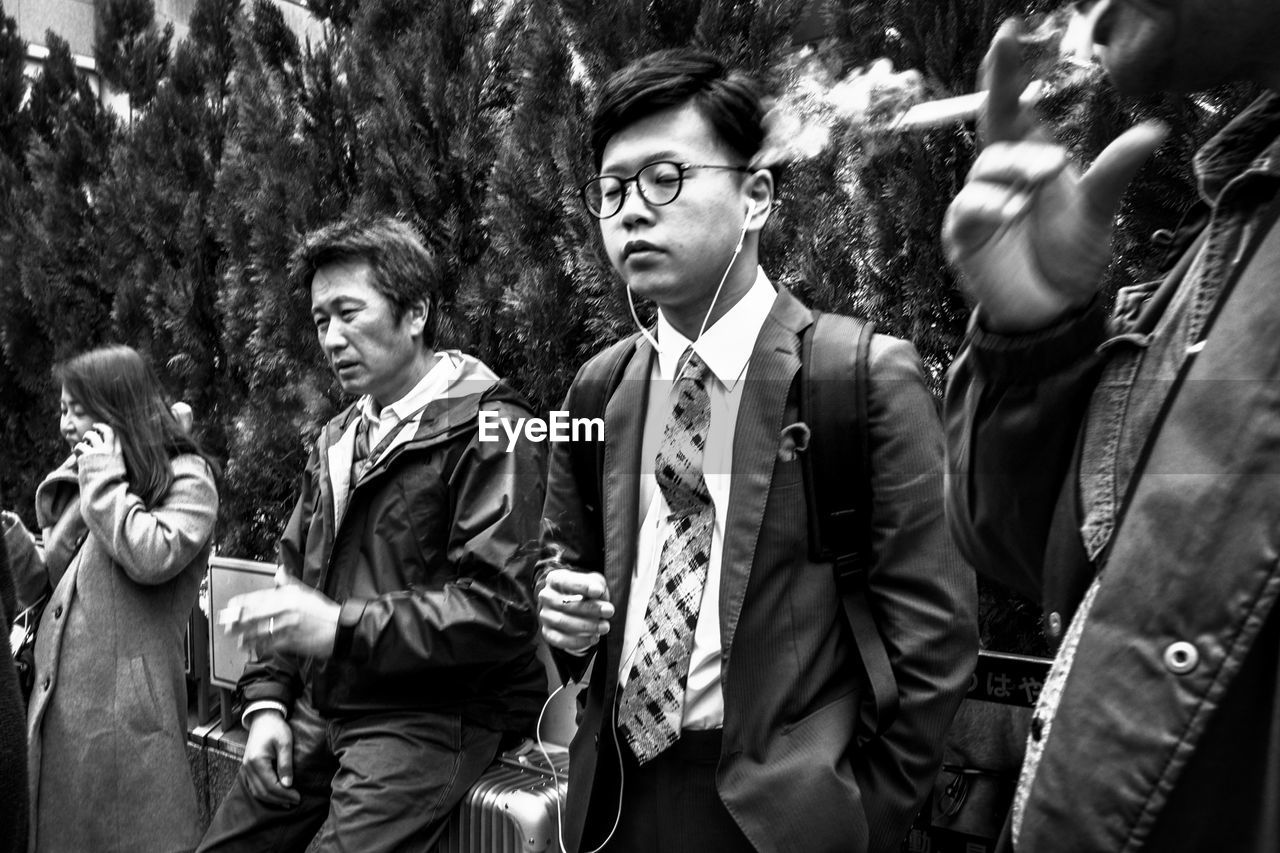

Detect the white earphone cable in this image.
[539,642,640,853]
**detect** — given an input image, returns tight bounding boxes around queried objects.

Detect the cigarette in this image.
[560,594,584,604]
[890,80,1044,131]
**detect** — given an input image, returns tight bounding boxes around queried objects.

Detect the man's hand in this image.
[942,17,1168,334]
[241,709,301,807]
[220,579,341,659]
[537,567,613,654]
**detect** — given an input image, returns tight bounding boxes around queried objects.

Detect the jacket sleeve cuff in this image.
[966,295,1108,386]
[241,700,288,729]
[551,644,597,685]
[332,598,369,660]
[74,450,128,484]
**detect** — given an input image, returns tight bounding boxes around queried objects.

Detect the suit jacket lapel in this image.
[719,288,813,659]
[603,336,653,680]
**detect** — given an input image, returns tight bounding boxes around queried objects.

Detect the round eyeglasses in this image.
[579,161,751,219]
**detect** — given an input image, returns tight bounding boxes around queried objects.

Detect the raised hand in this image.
[74,422,122,461]
[942,18,1168,334]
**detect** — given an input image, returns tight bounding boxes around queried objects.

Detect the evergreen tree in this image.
[95,0,174,114]
[308,0,360,30]
[97,0,241,486]
[469,0,603,410]
[0,1,49,522]
[0,1,23,157]
[348,0,507,351]
[212,0,359,557]
[20,34,117,362]
[0,33,115,522]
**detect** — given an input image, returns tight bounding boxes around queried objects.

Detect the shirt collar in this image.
[655,266,776,390]
[357,350,461,425]
[1195,91,1280,204]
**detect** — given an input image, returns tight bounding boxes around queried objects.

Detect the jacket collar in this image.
[322,353,507,459]
[35,456,88,585]
[35,456,80,530]
[1196,92,1280,205]
[320,354,515,532]
[353,350,458,431]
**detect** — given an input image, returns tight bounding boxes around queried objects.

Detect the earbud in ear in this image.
[745,199,758,219]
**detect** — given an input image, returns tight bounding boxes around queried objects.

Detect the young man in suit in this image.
[537,49,978,853]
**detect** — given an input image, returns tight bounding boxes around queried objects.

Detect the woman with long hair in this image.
[10,344,219,853]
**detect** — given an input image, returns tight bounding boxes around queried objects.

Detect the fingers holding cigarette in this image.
[218,585,341,659]
[218,599,279,658]
[979,18,1040,144]
[537,568,613,654]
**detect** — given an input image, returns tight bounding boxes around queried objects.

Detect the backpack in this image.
[566,312,898,737]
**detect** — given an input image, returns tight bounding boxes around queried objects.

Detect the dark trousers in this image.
[583,728,757,853]
[198,692,502,853]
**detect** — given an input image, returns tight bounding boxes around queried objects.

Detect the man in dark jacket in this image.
[200,216,547,853]
[945,3,1280,851]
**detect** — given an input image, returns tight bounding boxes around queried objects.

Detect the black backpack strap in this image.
[799,313,899,736]
[567,335,639,543]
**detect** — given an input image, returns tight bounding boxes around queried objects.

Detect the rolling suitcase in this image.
[439,741,570,853]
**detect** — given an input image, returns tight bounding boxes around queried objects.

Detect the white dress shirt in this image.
[620,267,777,731]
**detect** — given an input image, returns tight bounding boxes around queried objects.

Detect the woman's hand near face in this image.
[74,422,122,461]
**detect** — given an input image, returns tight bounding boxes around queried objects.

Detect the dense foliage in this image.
[0,0,1255,650]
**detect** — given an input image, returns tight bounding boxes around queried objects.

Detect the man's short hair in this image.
[289,215,441,348]
[589,48,766,170]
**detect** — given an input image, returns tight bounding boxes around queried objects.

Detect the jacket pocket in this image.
[119,655,165,737]
[781,689,857,739]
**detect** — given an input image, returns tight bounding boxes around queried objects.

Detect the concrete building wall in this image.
[13,0,323,64]
[14,0,96,59]
[11,0,323,112]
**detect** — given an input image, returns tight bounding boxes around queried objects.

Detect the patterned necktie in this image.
[618,347,715,764]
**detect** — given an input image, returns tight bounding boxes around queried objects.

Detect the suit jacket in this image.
[542,287,977,853]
